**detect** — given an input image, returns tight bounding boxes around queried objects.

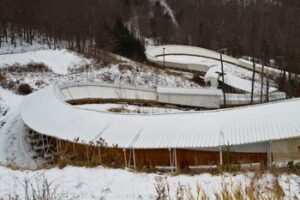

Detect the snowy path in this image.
[0,88,36,168]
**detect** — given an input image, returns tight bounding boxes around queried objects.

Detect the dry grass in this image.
[3,62,51,73]
[0,173,69,200]
[155,177,290,200]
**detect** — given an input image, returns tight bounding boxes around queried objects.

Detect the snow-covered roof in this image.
[21,83,300,149]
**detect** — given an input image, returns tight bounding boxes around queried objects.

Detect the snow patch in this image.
[0,49,93,75]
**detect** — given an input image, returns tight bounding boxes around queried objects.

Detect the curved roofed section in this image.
[146,45,239,65]
[21,83,300,149]
[146,45,283,78]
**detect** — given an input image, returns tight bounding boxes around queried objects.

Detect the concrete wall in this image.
[60,83,157,102]
[158,93,221,108]
[59,83,223,109]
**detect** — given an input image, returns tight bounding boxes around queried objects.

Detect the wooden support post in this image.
[169,148,173,173]
[72,143,76,163]
[98,146,101,164]
[57,139,62,156]
[86,145,89,164]
[123,149,127,168]
[174,149,178,172]
[42,135,45,156]
[133,149,137,170]
[268,141,272,168]
[219,146,223,166]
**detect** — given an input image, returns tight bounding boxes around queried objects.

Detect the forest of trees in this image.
[0,0,299,74]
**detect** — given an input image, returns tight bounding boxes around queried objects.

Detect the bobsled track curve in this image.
[146,44,283,77]
[146,45,295,96]
[20,82,300,169]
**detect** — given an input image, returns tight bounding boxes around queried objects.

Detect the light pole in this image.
[163,47,166,68]
[219,48,227,107]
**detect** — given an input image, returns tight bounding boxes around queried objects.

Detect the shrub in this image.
[58,156,68,169]
[18,83,32,95]
[0,70,6,84]
[5,62,50,73]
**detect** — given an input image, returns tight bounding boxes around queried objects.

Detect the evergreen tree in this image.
[112,18,146,61]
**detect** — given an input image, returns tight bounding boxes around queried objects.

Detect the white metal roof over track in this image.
[21,83,300,149]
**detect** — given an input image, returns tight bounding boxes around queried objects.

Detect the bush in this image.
[18,83,32,95]
[58,156,68,169]
[5,62,50,73]
[0,70,6,84]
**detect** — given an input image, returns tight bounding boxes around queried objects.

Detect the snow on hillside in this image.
[1,52,199,93]
[0,49,93,75]
[0,88,36,168]
[0,39,49,55]
[0,166,299,200]
[0,37,72,55]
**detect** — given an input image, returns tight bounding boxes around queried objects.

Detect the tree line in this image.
[0,0,299,75]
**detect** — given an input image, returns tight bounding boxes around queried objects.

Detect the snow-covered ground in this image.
[0,88,36,168]
[76,103,196,114]
[0,42,297,200]
[0,36,70,55]
[2,58,199,93]
[0,39,49,55]
[0,49,93,75]
[0,165,299,200]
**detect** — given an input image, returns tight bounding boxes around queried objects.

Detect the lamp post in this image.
[219,48,227,107]
[163,47,166,68]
